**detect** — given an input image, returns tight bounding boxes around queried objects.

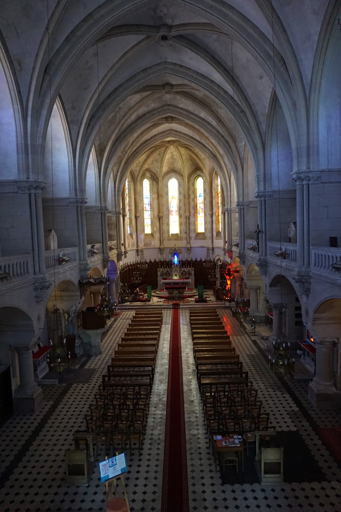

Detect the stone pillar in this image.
[224,207,232,250]
[13,345,43,414]
[309,338,337,408]
[112,210,122,261]
[248,286,259,316]
[135,213,140,255]
[270,303,285,343]
[255,191,269,257]
[303,182,310,266]
[296,180,304,267]
[100,206,109,262]
[185,213,190,249]
[26,182,47,275]
[256,286,268,321]
[236,202,245,252]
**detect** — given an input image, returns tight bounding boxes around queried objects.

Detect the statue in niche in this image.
[288,222,297,243]
[46,229,58,250]
[66,303,78,335]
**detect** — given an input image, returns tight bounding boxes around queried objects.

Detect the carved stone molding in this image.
[33,276,52,303]
[102,254,110,268]
[292,168,341,184]
[17,180,46,193]
[294,270,311,297]
[257,257,268,275]
[68,197,87,206]
[79,261,91,280]
[95,206,109,213]
[238,250,246,265]
[255,190,273,199]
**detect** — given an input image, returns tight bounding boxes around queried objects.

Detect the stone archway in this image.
[0,307,42,415]
[268,275,303,342]
[89,267,102,278]
[245,263,267,321]
[107,260,119,303]
[308,298,341,407]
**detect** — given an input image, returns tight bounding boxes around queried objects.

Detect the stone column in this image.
[309,338,337,408]
[13,345,43,414]
[185,213,190,249]
[121,212,126,257]
[112,210,122,261]
[135,213,140,255]
[25,182,46,275]
[236,202,245,252]
[270,303,285,342]
[248,286,259,316]
[256,286,268,321]
[159,214,164,249]
[303,182,310,267]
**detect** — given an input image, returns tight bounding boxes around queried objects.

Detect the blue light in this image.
[173,253,178,265]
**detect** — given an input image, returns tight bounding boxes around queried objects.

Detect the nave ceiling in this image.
[0,0,337,206]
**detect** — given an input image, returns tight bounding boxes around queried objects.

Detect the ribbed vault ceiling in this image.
[0,0,329,199]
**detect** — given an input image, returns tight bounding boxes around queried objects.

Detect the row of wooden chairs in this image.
[190,308,270,468]
[82,309,163,457]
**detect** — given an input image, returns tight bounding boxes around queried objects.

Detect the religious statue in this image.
[288,222,296,243]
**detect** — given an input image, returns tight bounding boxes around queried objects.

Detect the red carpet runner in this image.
[161,304,189,512]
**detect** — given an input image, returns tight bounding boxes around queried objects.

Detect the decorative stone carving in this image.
[79,261,91,280]
[17,180,46,193]
[238,250,246,265]
[257,257,268,275]
[294,271,311,297]
[102,254,110,268]
[33,276,52,303]
[68,197,87,206]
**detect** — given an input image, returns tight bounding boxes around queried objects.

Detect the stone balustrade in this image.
[45,247,79,270]
[311,246,341,274]
[267,241,297,263]
[0,254,33,281]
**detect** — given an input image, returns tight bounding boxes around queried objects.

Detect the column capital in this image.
[68,197,87,205]
[254,190,273,199]
[17,180,46,193]
[292,168,341,184]
[294,270,311,297]
[95,205,109,213]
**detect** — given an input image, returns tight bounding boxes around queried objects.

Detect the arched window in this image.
[125,178,131,234]
[196,176,205,233]
[168,178,179,235]
[216,173,222,233]
[143,178,151,234]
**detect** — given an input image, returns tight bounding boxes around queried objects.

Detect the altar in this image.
[157,253,195,299]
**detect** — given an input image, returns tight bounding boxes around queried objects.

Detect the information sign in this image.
[99,453,128,483]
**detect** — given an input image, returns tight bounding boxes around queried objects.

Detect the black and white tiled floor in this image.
[1,306,341,511]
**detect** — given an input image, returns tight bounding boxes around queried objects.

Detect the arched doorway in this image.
[107,260,119,303]
[0,307,42,416]
[245,263,267,321]
[268,275,303,342]
[308,298,341,407]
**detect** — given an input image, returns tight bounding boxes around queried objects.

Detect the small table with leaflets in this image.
[214,435,244,473]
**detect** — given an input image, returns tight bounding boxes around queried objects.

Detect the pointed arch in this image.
[86,146,100,205]
[0,42,24,179]
[43,97,73,197]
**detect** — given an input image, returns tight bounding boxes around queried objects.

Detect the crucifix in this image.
[254,224,261,252]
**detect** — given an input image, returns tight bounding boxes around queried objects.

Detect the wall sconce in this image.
[274,250,286,259]
[58,256,71,265]
[331,260,341,271]
[89,244,98,256]
[0,268,10,279]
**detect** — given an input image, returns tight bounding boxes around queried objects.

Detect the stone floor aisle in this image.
[0,309,171,512]
[180,307,341,512]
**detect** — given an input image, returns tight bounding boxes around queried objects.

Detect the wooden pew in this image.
[116,347,156,357]
[193,334,230,342]
[193,339,231,347]
[195,354,239,365]
[193,346,235,354]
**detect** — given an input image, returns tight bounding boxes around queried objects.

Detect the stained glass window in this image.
[168,178,179,235]
[216,174,222,232]
[196,176,205,233]
[125,178,130,235]
[143,178,151,234]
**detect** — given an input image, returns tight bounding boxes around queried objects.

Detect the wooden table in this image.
[215,436,245,472]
